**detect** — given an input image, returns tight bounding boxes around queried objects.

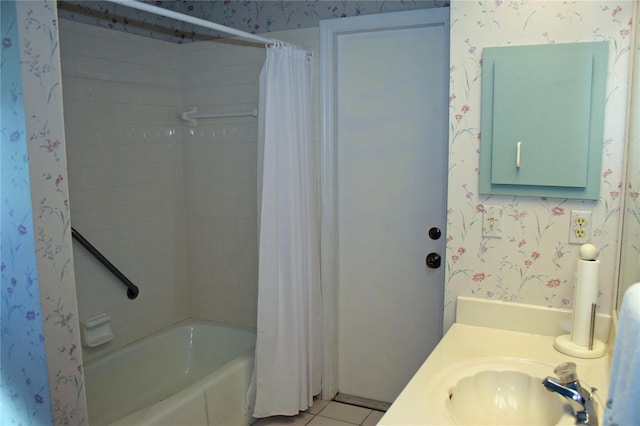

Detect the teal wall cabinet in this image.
[479,41,608,199]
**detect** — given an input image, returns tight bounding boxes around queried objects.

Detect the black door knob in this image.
[426,252,441,269]
[428,227,442,240]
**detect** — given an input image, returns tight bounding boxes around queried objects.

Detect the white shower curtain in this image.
[249,44,322,418]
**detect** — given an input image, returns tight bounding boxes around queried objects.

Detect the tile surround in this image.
[183,27,320,327]
[61,19,189,361]
[61,20,320,359]
[181,37,263,327]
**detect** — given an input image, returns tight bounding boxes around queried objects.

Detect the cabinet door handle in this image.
[516,141,522,168]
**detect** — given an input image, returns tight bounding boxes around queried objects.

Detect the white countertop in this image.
[379,298,612,425]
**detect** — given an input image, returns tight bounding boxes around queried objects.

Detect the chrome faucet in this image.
[542,362,598,426]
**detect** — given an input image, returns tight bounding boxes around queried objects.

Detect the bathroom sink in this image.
[424,357,584,425]
[446,369,565,425]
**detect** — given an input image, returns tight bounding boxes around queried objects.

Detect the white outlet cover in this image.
[569,210,592,244]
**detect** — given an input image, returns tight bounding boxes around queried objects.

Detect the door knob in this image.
[428,227,442,240]
[426,253,441,269]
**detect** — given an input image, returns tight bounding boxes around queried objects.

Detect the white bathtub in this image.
[84,320,256,426]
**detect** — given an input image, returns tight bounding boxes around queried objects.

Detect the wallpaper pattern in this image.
[57,0,448,43]
[618,9,640,304]
[1,2,54,424]
[15,1,88,424]
[445,0,633,329]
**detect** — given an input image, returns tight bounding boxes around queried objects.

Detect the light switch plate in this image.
[482,206,503,239]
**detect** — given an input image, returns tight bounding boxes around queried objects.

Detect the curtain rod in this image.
[105,0,277,46]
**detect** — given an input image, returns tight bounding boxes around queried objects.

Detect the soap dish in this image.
[81,313,114,347]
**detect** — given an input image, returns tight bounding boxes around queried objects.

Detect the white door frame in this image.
[319,8,450,400]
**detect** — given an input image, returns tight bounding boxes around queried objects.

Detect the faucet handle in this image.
[554,362,578,384]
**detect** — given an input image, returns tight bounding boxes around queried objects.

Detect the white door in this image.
[320,9,449,403]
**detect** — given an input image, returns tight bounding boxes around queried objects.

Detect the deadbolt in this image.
[428,227,442,240]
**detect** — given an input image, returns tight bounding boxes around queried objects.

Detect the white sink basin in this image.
[446,369,565,425]
[424,357,583,425]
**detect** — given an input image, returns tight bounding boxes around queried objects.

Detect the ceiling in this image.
[57,1,449,43]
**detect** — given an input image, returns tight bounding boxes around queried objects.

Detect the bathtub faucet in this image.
[541,362,598,426]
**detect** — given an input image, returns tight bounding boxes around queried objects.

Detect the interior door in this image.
[321,9,449,404]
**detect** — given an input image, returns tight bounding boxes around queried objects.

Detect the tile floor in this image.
[253,400,385,426]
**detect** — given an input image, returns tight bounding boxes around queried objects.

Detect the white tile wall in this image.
[60,19,321,358]
[60,20,188,361]
[181,28,320,328]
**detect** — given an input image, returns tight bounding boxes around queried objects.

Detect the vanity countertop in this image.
[379,299,612,425]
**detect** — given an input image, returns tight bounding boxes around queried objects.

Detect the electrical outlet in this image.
[482,205,503,239]
[569,210,592,244]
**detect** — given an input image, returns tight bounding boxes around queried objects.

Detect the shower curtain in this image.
[249,44,322,417]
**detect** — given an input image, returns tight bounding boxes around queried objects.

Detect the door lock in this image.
[426,253,441,269]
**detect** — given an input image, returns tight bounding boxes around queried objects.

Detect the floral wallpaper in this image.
[618,9,640,306]
[14,0,88,424]
[1,2,54,424]
[57,0,448,43]
[445,0,633,330]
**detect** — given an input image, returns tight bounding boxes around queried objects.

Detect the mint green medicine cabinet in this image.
[479,41,608,199]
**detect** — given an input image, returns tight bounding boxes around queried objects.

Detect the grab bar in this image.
[71,227,139,300]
